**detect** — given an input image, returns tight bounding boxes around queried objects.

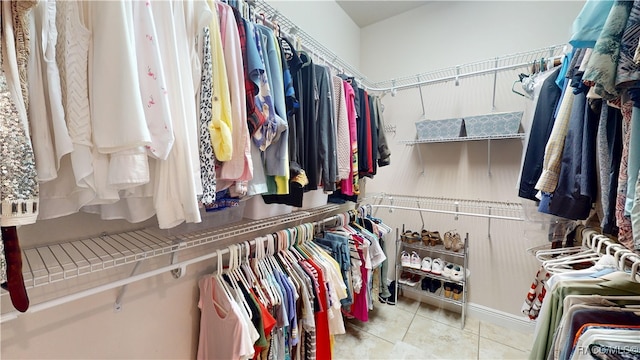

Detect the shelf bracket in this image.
[170,241,188,279]
[416,144,426,176]
[416,200,425,230]
[114,260,144,312]
[491,57,499,111]
[454,202,459,221]
[488,207,492,240]
[487,138,492,177]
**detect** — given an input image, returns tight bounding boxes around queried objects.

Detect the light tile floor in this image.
[334,296,533,360]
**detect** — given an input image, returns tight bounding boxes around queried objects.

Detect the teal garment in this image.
[632,172,640,249]
[583,1,634,100]
[570,0,615,48]
[529,273,640,360]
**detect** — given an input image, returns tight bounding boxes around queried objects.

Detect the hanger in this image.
[212,249,232,316]
[252,236,277,306]
[512,75,533,100]
[227,244,253,318]
[241,241,269,306]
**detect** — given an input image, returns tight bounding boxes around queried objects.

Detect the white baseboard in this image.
[467,302,536,334]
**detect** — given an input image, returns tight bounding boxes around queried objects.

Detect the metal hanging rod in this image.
[252,0,373,87]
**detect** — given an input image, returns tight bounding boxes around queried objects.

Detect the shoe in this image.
[421,230,431,246]
[405,274,421,287]
[387,281,397,305]
[443,282,453,298]
[431,258,444,275]
[409,252,422,269]
[428,231,442,246]
[421,277,432,291]
[402,231,421,244]
[451,266,471,282]
[451,232,464,252]
[400,251,410,267]
[443,231,454,250]
[398,271,413,285]
[429,279,442,293]
[452,284,463,301]
[420,257,432,272]
[442,263,454,279]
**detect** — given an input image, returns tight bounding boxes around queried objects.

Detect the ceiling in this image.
[336,1,429,27]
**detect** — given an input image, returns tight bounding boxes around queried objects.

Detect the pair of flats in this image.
[443,231,464,252]
[399,271,421,287]
[442,263,469,282]
[443,282,463,300]
[420,257,444,275]
[420,230,443,246]
[401,251,422,269]
[421,277,442,293]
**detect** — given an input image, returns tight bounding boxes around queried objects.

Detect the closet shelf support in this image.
[487,138,492,177]
[114,260,144,312]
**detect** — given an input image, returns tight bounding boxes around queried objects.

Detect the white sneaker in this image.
[420,257,432,272]
[431,258,444,275]
[400,251,410,267]
[442,263,454,278]
[451,265,470,282]
[409,252,422,269]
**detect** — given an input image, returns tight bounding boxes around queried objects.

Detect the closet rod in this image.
[369,204,524,221]
[0,211,351,324]
[253,0,372,87]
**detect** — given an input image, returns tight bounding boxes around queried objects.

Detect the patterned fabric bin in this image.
[415,118,465,140]
[463,111,523,137]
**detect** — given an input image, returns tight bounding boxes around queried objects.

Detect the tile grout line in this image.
[477,322,481,360]
[401,308,419,343]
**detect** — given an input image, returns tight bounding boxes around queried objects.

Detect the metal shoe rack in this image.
[395,233,469,330]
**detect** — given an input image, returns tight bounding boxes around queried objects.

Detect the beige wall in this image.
[360,1,586,316]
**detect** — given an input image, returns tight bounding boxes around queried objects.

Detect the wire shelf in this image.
[400,133,525,145]
[368,193,524,220]
[371,44,566,91]
[17,204,343,290]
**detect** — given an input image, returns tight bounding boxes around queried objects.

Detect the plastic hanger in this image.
[213,249,232,316]
[227,244,253,319]
[253,236,276,306]
[241,241,269,306]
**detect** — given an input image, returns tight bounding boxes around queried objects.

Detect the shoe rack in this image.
[395,231,469,330]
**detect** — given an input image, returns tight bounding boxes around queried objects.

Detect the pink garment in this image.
[340,81,358,195]
[197,276,245,360]
[349,249,369,322]
[332,76,350,181]
[216,2,252,182]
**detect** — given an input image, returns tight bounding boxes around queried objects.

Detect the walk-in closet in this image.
[2,0,640,359]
